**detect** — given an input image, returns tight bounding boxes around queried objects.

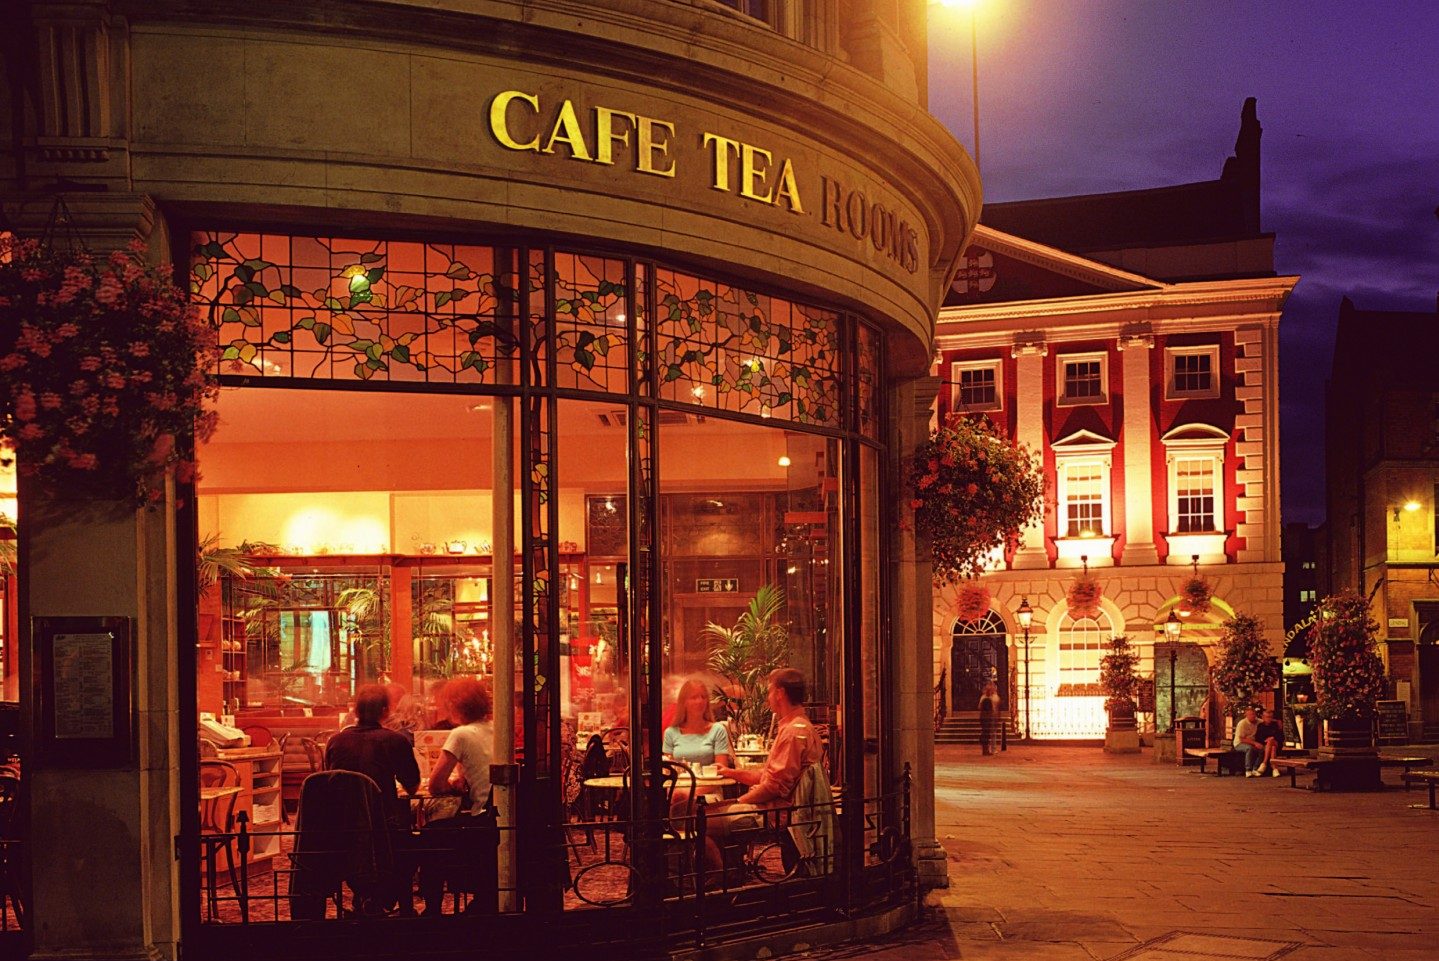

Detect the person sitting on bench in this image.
[708,668,823,873]
[1255,707,1283,777]
[1233,705,1266,777]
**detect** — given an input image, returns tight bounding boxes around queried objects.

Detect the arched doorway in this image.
[951,610,1008,713]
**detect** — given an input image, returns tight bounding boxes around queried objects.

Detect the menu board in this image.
[52,632,115,739]
[1375,700,1407,745]
[35,615,133,765]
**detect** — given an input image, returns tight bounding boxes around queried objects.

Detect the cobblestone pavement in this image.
[810,744,1439,960]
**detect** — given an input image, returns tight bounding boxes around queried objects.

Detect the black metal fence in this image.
[193,771,915,951]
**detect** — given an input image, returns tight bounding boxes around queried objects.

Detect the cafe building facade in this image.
[0,1,978,959]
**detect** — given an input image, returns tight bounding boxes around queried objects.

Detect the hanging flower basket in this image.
[1067,573,1102,619]
[909,414,1045,585]
[1180,576,1212,615]
[953,580,991,622]
[0,236,218,504]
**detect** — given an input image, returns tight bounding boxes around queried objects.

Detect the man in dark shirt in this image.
[326,683,422,827]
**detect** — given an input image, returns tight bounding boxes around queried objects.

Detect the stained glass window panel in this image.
[190,232,519,385]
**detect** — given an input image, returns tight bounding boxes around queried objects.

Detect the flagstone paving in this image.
[810,744,1439,960]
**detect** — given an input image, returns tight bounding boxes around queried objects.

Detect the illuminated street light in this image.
[932,0,984,171]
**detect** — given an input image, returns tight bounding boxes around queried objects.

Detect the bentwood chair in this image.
[199,761,243,921]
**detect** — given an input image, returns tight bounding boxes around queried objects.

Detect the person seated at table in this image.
[427,677,494,810]
[325,683,422,829]
[662,679,732,818]
[1255,706,1283,777]
[420,677,496,915]
[707,668,822,871]
[663,679,733,769]
[382,681,426,742]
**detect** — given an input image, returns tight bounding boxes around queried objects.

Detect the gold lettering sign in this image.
[486,89,918,273]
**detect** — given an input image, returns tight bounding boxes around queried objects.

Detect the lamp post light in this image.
[1164,611,1182,733]
[1016,597,1033,742]
[933,0,983,172]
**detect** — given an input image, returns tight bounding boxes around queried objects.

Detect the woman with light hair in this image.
[662,679,733,768]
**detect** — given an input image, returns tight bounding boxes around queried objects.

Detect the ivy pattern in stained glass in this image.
[552,252,628,393]
[190,232,518,383]
[856,321,880,439]
[652,268,841,427]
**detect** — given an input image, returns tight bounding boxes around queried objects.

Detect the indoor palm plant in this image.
[704,583,791,737]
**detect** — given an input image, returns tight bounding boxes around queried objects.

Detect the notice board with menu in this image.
[1375,700,1407,745]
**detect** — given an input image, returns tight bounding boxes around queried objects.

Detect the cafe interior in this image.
[186,233,892,928]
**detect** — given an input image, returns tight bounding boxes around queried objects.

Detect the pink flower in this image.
[95,275,124,305]
[79,356,102,371]
[0,353,26,371]
[53,322,80,339]
[39,392,62,410]
[69,379,89,396]
[128,341,151,358]
[17,424,43,441]
[104,373,126,390]
[13,392,36,421]
[68,453,98,470]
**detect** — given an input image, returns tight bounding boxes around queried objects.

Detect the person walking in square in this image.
[978,682,1000,755]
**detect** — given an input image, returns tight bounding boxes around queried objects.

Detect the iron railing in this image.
[191,776,915,951]
[933,668,947,733]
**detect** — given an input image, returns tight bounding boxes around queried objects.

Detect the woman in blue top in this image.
[663,679,732,768]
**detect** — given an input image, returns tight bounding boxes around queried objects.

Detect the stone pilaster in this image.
[892,374,947,887]
[1118,330,1160,565]
[1011,336,1049,569]
[16,198,182,961]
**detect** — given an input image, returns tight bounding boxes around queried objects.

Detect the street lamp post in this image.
[1164,611,1182,733]
[1017,597,1033,742]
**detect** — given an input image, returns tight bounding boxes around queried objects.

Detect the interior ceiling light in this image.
[778,455,792,467]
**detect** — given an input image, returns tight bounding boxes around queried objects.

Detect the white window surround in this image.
[1164,345,1221,400]
[1161,423,1229,564]
[1056,351,1109,407]
[950,358,1003,412]
[1052,429,1117,567]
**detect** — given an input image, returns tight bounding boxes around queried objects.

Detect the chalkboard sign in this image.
[1375,700,1407,745]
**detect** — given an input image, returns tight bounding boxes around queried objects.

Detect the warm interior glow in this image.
[1404,500,1422,512]
[778,455,792,467]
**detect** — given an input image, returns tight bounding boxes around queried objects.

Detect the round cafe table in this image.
[733,748,768,763]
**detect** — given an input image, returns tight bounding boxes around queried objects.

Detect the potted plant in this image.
[704,584,791,737]
[1211,613,1280,725]
[1308,592,1386,752]
[1100,634,1140,753]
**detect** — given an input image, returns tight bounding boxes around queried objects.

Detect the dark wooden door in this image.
[951,635,1007,711]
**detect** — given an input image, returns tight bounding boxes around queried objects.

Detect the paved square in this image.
[813,745,1439,960]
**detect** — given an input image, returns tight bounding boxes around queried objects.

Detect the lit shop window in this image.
[951,360,1001,412]
[1057,352,1107,406]
[1299,589,1317,603]
[1165,346,1220,400]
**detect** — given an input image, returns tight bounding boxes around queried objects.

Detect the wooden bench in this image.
[1405,770,1439,809]
[1184,747,1244,776]
[1271,757,1325,789]
[1378,755,1433,786]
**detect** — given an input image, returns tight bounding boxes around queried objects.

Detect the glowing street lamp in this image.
[1164,611,1182,733]
[932,0,984,172]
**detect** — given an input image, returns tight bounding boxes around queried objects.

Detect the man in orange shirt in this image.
[708,668,822,871]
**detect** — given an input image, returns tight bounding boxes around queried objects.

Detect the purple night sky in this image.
[927,0,1439,526]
